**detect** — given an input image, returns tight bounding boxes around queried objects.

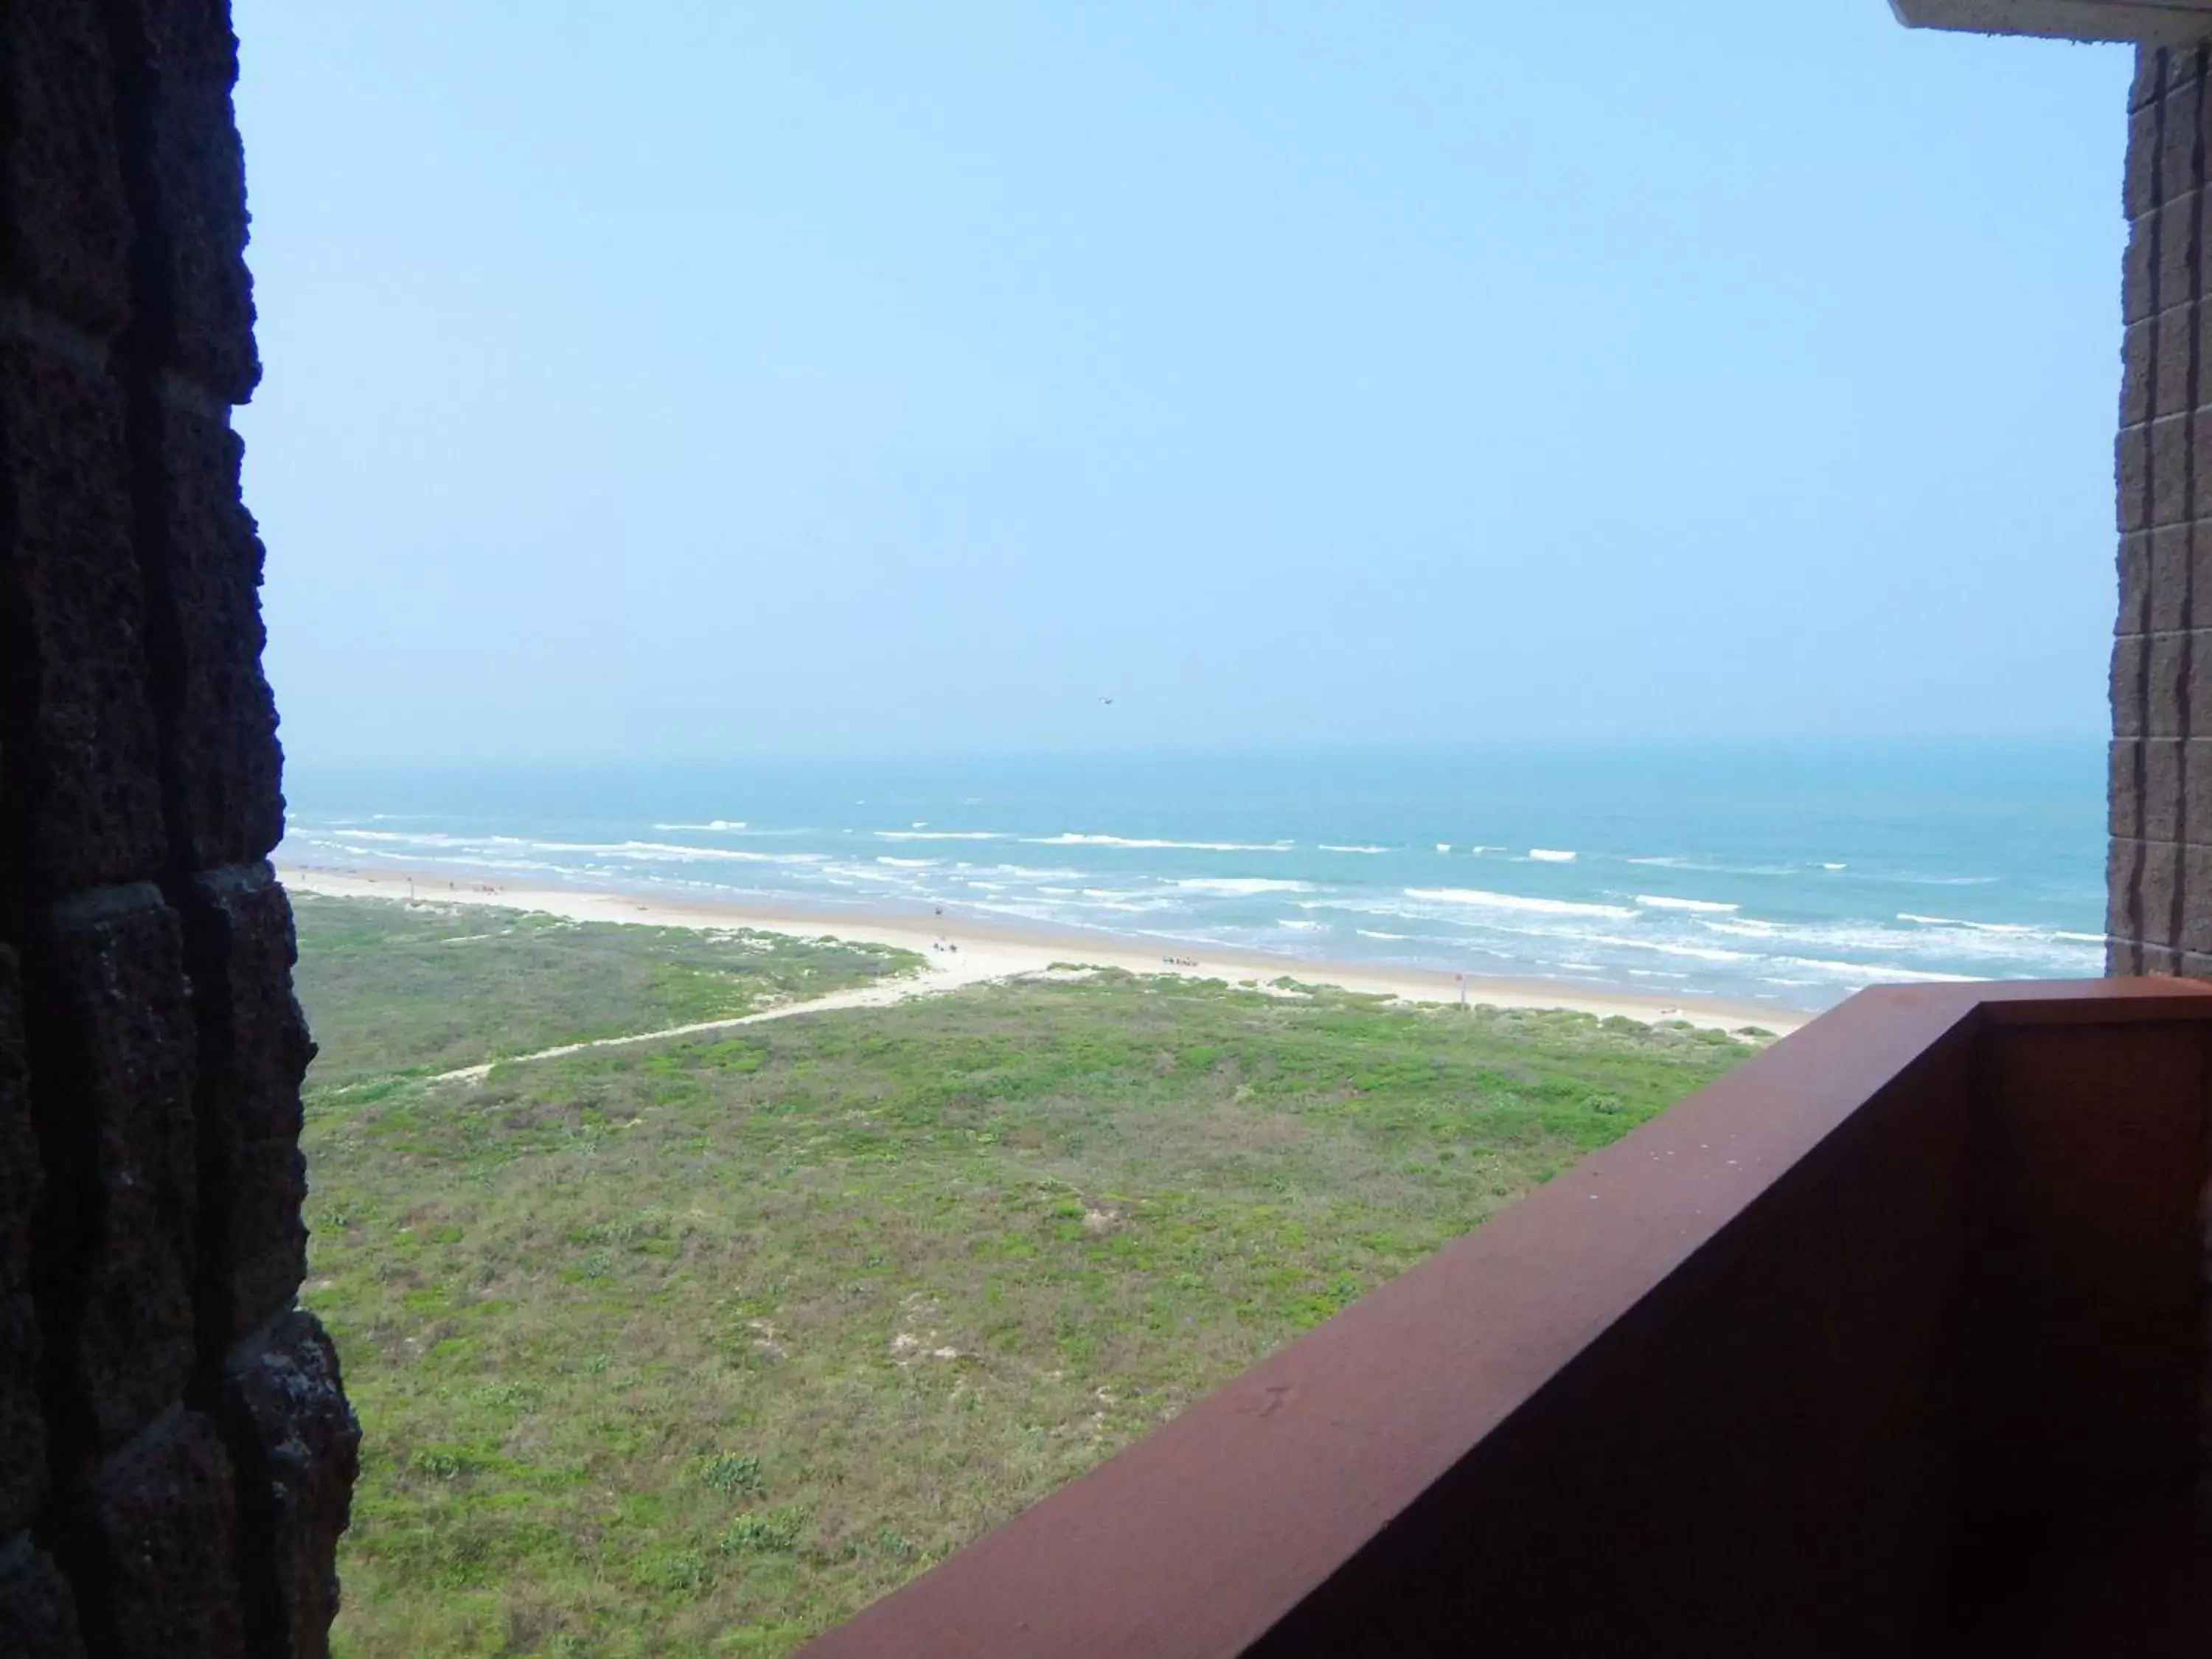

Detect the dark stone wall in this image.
[0,3,357,1655]
[2112,44,2212,973]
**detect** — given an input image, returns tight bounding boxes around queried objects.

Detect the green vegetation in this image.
[296,895,917,1088]
[293,894,1758,1658]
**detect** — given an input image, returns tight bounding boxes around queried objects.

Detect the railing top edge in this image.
[1967,975,2212,1025]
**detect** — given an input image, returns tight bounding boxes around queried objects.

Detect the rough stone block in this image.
[2184,737,2212,841]
[55,1408,245,1658]
[2107,838,2142,969]
[2140,838,2181,949]
[2110,739,2141,838]
[2126,215,2157,327]
[181,865,309,1343]
[2180,842,2212,955]
[2123,318,2154,428]
[0,335,167,898]
[2154,316,2194,420]
[2141,942,2181,975]
[2143,737,2183,842]
[2112,633,2146,737]
[2190,300,2212,412]
[2155,193,2200,322]
[0,949,45,1540]
[217,1312,358,1659]
[2186,627,2212,735]
[0,1534,86,1659]
[2148,525,2191,633]
[2158,74,2206,206]
[2149,411,2190,526]
[2106,836,2141,969]
[0,0,134,335]
[2129,101,2161,221]
[2188,400,2212,513]
[2132,45,2165,115]
[2150,200,2203,327]
[2117,531,2151,638]
[107,0,257,402]
[27,884,197,1452]
[2146,630,2188,737]
[142,402,282,866]
[2120,423,2150,532]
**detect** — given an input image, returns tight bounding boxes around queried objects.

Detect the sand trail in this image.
[427,948,1009,1084]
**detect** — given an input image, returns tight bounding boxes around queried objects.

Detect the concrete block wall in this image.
[2110,43,2212,973]
[0,3,356,1656]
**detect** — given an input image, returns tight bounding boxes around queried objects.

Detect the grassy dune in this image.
[291,894,1759,1658]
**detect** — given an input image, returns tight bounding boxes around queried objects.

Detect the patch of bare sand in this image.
[279,862,1807,1040]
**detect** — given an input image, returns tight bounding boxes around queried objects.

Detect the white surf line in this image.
[429,959,1006,1085]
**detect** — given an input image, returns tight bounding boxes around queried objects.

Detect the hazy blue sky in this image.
[232,1,2130,763]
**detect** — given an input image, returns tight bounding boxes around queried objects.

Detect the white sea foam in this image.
[1276,919,1324,931]
[1030,833,1292,852]
[1579,934,1756,964]
[1404,888,1638,920]
[571,839,829,866]
[1822,863,1846,871]
[322,828,830,866]
[652,820,748,831]
[1621,854,1800,877]
[1896,913,2035,934]
[1774,957,1978,984]
[1635,894,1739,914]
[875,857,936,869]
[876,830,1009,841]
[1175,878,1312,895]
[1356,929,1409,940]
[1319,844,1391,855]
[1528,849,1576,863]
[1435,844,1452,853]
[1701,914,2100,973]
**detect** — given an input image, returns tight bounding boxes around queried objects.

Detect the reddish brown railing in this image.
[798,979,2212,1658]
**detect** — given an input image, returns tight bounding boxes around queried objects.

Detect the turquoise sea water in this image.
[279,743,2107,1014]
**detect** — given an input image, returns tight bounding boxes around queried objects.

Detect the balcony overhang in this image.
[1891,0,2212,44]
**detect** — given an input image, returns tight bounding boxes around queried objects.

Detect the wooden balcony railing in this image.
[797,978,2212,1658]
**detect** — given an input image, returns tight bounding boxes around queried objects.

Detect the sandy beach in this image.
[278,862,1807,1036]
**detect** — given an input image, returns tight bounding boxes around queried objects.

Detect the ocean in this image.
[279,742,2107,1014]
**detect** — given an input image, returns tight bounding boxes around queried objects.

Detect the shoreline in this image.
[277,860,1809,1036]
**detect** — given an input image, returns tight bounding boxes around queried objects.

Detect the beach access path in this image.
[277,863,1809,1037]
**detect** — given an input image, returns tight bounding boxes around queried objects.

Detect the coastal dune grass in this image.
[296,894,917,1089]
[292,894,1759,1657]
